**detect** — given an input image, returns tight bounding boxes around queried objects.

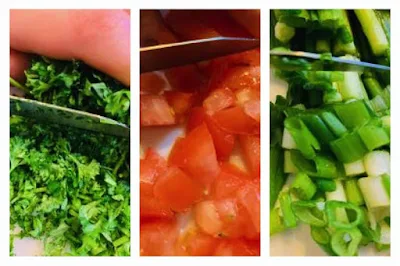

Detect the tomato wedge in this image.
[140,94,175,126]
[212,106,259,135]
[154,166,203,212]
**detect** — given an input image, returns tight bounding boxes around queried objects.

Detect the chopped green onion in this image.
[282,128,297,149]
[270,208,285,235]
[279,191,297,228]
[326,180,348,223]
[330,131,368,163]
[291,200,326,227]
[337,72,368,101]
[333,100,371,130]
[358,176,390,220]
[326,201,363,229]
[357,122,389,151]
[284,150,299,173]
[320,111,348,137]
[290,172,317,200]
[275,22,296,43]
[290,150,338,178]
[301,114,336,145]
[311,226,336,256]
[363,150,390,176]
[331,228,362,256]
[344,160,365,176]
[315,178,337,192]
[344,179,365,206]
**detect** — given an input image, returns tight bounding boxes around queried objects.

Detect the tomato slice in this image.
[140,219,178,256]
[140,94,175,126]
[214,239,260,256]
[212,106,259,135]
[154,166,203,212]
[203,87,235,115]
[239,135,260,177]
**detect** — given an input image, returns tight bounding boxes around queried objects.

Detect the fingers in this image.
[10,49,30,82]
[10,9,130,86]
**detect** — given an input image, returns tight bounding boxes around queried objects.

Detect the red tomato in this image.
[140,72,167,94]
[164,65,206,92]
[194,200,223,236]
[186,107,206,133]
[203,87,235,115]
[204,115,235,160]
[140,148,168,184]
[153,166,203,212]
[239,135,260,177]
[140,220,178,256]
[211,164,250,199]
[164,91,196,121]
[140,94,175,126]
[237,181,260,233]
[141,185,174,219]
[169,123,220,186]
[214,239,260,256]
[212,106,259,135]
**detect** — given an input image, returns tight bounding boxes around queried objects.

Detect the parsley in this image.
[10,57,130,256]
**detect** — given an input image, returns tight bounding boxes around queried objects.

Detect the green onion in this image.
[315,178,337,192]
[344,160,365,176]
[326,201,363,229]
[291,200,326,227]
[282,128,297,149]
[355,9,389,56]
[330,131,368,163]
[284,117,320,159]
[290,172,317,200]
[344,179,365,206]
[301,114,336,145]
[363,150,390,176]
[381,174,390,198]
[326,180,348,223]
[320,111,348,137]
[330,228,362,256]
[290,150,338,178]
[279,191,297,228]
[357,121,389,151]
[270,208,285,235]
[333,100,371,130]
[337,72,368,101]
[275,22,296,43]
[358,176,390,219]
[284,150,299,174]
[311,226,336,256]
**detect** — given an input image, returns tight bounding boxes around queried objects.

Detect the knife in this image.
[140,36,260,73]
[10,96,129,138]
[270,50,390,72]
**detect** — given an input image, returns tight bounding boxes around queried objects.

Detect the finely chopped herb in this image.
[10,57,130,256]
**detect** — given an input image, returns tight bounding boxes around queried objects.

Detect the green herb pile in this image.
[270,10,390,256]
[10,56,130,256]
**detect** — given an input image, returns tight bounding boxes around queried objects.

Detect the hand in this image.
[10,9,130,86]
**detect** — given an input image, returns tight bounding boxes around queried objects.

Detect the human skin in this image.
[10,9,130,86]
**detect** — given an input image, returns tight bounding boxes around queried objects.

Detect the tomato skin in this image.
[154,166,203,212]
[212,106,259,135]
[168,137,187,168]
[140,220,178,256]
[203,87,235,115]
[140,94,175,126]
[239,135,260,177]
[214,239,260,256]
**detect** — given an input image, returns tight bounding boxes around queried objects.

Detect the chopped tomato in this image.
[203,87,235,115]
[153,166,203,212]
[169,123,220,186]
[204,115,235,160]
[140,148,168,184]
[237,181,260,233]
[164,91,196,121]
[194,200,223,236]
[140,94,175,126]
[212,106,259,135]
[210,65,260,93]
[141,185,174,219]
[186,107,206,133]
[140,72,167,94]
[211,164,250,199]
[214,239,260,256]
[140,220,178,256]
[239,135,260,177]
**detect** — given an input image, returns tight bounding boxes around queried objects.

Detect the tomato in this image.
[210,65,260,93]
[140,148,168,184]
[194,200,223,236]
[154,166,203,212]
[141,185,174,219]
[203,87,235,115]
[169,123,220,186]
[140,72,167,94]
[204,115,235,160]
[237,181,260,234]
[140,220,178,256]
[211,164,250,199]
[140,94,175,126]
[186,107,206,133]
[164,91,196,121]
[214,239,260,256]
[212,106,259,135]
[239,135,260,177]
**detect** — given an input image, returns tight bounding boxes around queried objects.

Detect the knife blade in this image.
[140,37,260,73]
[270,50,390,72]
[10,96,129,138]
